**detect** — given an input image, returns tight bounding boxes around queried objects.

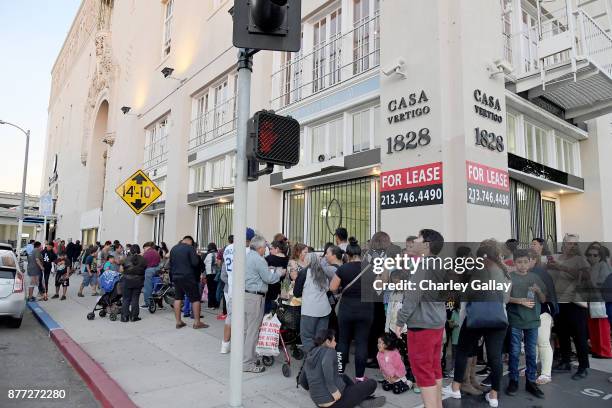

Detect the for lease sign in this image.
[380,162,443,209]
[466,161,510,209]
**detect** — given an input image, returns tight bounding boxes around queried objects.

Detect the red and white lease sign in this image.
[380,162,443,209]
[465,161,510,209]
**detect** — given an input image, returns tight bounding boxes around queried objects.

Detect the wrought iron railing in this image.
[188,96,237,151]
[271,13,380,110]
[143,135,168,169]
[575,9,612,77]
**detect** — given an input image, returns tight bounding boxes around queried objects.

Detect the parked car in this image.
[0,243,26,328]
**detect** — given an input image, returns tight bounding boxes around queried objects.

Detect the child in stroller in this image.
[147,270,175,313]
[87,270,122,321]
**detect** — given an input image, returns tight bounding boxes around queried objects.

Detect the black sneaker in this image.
[131,317,142,322]
[526,381,545,398]
[480,374,492,388]
[51,294,59,299]
[552,362,572,373]
[476,366,491,376]
[392,380,410,394]
[381,380,394,391]
[60,295,66,300]
[571,368,588,380]
[505,379,518,396]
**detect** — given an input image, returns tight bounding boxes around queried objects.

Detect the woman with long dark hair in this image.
[121,244,147,322]
[444,240,511,408]
[585,243,612,359]
[203,242,219,309]
[294,253,331,353]
[330,237,373,381]
[549,234,591,380]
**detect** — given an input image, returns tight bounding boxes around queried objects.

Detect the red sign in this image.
[465,161,509,192]
[380,162,443,192]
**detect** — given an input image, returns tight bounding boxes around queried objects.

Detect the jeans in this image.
[509,327,538,382]
[336,298,374,378]
[143,266,159,307]
[300,314,330,353]
[537,312,554,377]
[453,323,506,392]
[331,376,377,408]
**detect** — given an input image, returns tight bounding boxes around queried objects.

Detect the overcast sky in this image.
[0,0,81,195]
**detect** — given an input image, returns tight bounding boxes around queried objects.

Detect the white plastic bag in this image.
[255,313,281,357]
[589,302,608,318]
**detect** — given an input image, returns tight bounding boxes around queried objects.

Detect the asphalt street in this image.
[0,311,99,408]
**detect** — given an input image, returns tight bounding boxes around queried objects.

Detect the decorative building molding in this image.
[81,0,118,166]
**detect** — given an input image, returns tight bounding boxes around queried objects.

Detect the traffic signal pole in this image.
[229,48,253,408]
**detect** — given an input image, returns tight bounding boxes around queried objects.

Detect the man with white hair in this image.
[242,235,286,373]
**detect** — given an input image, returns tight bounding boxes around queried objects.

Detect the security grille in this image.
[283,177,379,251]
[197,202,233,249]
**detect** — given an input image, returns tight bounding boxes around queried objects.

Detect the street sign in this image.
[114,170,162,214]
[39,194,53,216]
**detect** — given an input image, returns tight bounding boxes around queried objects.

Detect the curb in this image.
[28,301,138,408]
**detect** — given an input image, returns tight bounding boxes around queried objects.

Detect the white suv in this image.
[0,243,26,328]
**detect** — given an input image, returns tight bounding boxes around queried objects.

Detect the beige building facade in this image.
[43,0,612,250]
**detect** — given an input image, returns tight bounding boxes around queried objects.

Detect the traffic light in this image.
[232,0,302,52]
[247,110,300,180]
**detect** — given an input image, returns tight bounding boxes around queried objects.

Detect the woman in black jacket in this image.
[299,329,384,408]
[121,244,147,322]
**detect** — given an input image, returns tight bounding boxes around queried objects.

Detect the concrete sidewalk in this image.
[35,281,418,408]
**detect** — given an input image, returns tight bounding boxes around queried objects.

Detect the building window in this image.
[311,118,343,163]
[520,10,538,72]
[352,109,371,153]
[162,0,173,57]
[312,8,342,93]
[353,0,380,74]
[197,202,233,250]
[555,136,575,174]
[144,116,169,169]
[192,153,235,193]
[153,212,165,245]
[507,113,517,154]
[190,76,237,150]
[283,177,379,251]
[524,121,547,165]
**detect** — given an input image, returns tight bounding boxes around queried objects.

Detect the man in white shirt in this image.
[220,227,255,354]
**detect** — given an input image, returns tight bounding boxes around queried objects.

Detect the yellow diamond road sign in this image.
[115,170,162,214]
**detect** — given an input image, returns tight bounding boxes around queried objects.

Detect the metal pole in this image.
[16,130,30,256]
[229,48,252,408]
[43,216,47,244]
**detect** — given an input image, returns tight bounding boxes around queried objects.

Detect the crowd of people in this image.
[21,228,612,408]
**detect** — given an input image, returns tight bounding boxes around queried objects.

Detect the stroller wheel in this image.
[148,303,157,314]
[109,313,117,321]
[292,347,304,360]
[282,363,291,378]
[86,312,95,320]
[99,310,107,318]
[262,356,275,367]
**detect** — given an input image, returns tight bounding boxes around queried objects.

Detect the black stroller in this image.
[260,300,304,377]
[87,271,122,321]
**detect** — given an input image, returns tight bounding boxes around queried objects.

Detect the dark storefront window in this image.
[283,177,379,251]
[542,199,558,252]
[510,179,542,246]
[197,202,233,249]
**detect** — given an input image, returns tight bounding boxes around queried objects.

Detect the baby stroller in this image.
[260,300,304,377]
[148,271,175,313]
[87,270,122,321]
